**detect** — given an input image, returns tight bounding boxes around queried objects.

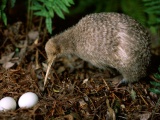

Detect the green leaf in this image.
[1,0,7,5]
[34,9,49,17]
[44,1,53,9]
[68,0,74,5]
[46,17,52,34]
[62,0,71,7]
[150,81,160,87]
[0,5,6,10]
[48,9,54,18]
[121,0,146,25]
[30,3,43,11]
[55,0,69,13]
[130,89,136,100]
[10,0,16,8]
[31,0,45,9]
[29,0,74,34]
[53,6,65,19]
[144,5,160,13]
[143,0,160,7]
[48,0,54,2]
[2,12,7,25]
[150,88,160,94]
[153,73,160,80]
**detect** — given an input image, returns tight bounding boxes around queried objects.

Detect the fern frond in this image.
[31,0,74,34]
[10,0,16,8]
[143,0,160,24]
[0,0,8,25]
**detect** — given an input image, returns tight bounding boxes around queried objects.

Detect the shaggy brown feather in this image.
[45,12,151,85]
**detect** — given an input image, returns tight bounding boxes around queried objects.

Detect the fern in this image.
[143,0,160,25]
[143,0,160,14]
[150,81,160,94]
[142,0,160,47]
[0,0,8,25]
[150,66,160,94]
[10,0,16,8]
[0,0,74,34]
[0,0,16,25]
[30,0,74,34]
[150,65,160,119]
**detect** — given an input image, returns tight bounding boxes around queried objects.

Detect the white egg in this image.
[0,106,3,111]
[0,97,16,111]
[18,92,38,108]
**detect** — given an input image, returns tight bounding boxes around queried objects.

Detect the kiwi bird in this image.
[44,12,151,86]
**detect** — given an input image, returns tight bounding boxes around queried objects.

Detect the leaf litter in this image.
[0,21,160,120]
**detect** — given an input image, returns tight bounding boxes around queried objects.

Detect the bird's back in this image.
[73,13,150,69]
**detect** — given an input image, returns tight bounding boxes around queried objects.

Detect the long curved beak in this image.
[44,56,55,86]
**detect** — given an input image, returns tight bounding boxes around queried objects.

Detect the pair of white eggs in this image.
[0,92,38,111]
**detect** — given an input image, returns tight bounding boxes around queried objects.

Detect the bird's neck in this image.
[55,26,76,56]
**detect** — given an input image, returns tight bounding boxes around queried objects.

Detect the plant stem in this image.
[38,16,43,33]
[26,0,31,33]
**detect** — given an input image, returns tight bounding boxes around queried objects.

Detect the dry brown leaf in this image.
[18,39,28,60]
[28,31,39,41]
[2,61,15,69]
[139,112,151,120]
[57,66,66,74]
[106,98,116,120]
[0,52,15,69]
[0,52,15,64]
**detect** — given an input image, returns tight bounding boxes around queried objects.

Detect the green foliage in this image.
[130,89,136,100]
[150,66,160,94]
[150,81,160,94]
[143,0,160,25]
[0,0,74,34]
[0,0,160,37]
[143,0,160,46]
[121,0,146,25]
[30,0,74,34]
[0,0,16,25]
[10,0,16,8]
[153,65,160,81]
[71,0,119,15]
[0,0,8,25]
[70,0,147,24]
[154,73,160,80]
[150,66,160,118]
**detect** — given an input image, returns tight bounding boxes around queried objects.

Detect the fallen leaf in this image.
[130,88,137,100]
[106,98,116,120]
[18,39,28,61]
[57,66,66,74]
[0,52,15,69]
[2,62,15,69]
[28,31,39,41]
[82,78,89,84]
[0,52,15,64]
[139,112,151,120]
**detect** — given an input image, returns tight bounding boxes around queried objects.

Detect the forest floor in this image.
[0,17,160,120]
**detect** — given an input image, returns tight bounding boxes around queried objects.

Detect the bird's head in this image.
[44,38,61,86]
